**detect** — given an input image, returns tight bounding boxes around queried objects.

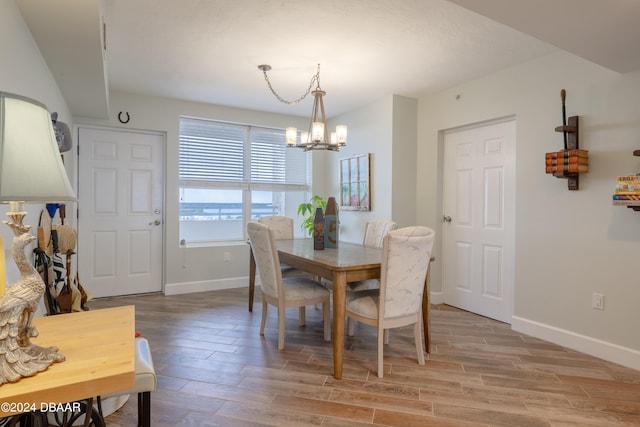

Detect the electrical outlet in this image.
[592,293,604,310]
[224,252,231,262]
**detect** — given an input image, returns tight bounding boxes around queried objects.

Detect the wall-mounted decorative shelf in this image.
[612,200,640,211]
[612,152,640,211]
[545,116,588,190]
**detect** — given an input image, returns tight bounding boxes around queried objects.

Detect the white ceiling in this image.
[16,0,640,120]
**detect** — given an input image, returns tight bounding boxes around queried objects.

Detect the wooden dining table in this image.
[248,239,433,379]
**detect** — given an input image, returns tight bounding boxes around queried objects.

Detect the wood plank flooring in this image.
[89,288,640,426]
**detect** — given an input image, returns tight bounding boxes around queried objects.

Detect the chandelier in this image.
[258,64,347,151]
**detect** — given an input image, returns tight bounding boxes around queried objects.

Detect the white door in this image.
[78,127,164,298]
[442,119,515,323]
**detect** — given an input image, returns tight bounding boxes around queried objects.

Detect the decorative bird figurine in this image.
[0,228,64,385]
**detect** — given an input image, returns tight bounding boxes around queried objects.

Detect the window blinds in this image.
[179,117,309,189]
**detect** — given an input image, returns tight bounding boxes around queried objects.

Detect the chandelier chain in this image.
[261,64,321,105]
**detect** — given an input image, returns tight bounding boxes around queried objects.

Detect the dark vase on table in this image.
[324,196,338,248]
[313,207,325,250]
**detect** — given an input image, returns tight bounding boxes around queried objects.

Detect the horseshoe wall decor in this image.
[118,111,130,124]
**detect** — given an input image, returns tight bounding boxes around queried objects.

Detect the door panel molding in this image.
[78,126,165,297]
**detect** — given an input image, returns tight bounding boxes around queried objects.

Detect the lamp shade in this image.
[0,92,75,203]
[285,127,297,146]
[311,121,324,143]
[335,125,347,146]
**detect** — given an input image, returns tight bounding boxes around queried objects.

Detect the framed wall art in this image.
[340,153,371,211]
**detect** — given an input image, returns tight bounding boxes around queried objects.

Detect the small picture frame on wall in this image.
[340,153,371,211]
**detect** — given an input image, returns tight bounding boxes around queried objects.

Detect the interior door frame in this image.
[75,124,167,296]
[434,115,516,320]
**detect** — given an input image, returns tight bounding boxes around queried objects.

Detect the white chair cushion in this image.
[102,337,156,398]
[346,292,379,319]
[283,277,331,302]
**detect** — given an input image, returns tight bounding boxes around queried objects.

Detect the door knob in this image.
[149,219,161,226]
[442,215,452,223]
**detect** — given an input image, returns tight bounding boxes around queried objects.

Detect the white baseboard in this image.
[429,291,444,305]
[512,316,640,372]
[164,276,248,295]
[429,293,639,371]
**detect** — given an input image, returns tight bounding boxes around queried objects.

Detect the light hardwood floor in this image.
[90,288,640,426]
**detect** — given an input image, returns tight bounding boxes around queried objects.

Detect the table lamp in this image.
[0,91,76,384]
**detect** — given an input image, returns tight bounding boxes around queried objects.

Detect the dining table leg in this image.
[421,257,434,353]
[332,270,347,379]
[421,266,431,353]
[248,247,256,312]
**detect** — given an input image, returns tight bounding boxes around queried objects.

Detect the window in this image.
[179,117,311,244]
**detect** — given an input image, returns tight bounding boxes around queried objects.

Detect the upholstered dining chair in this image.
[258,216,305,277]
[346,226,435,378]
[258,215,314,324]
[363,219,398,248]
[247,221,331,350]
[258,215,294,240]
[347,219,398,292]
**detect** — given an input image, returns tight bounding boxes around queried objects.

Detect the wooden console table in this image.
[0,306,135,418]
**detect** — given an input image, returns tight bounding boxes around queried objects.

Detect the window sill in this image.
[179,240,247,249]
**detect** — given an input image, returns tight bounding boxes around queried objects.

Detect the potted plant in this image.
[297,195,326,237]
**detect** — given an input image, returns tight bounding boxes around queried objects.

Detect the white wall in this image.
[322,95,418,243]
[391,95,418,227]
[326,95,395,244]
[417,50,640,370]
[0,1,73,285]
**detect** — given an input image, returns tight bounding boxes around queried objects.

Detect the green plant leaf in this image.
[297,195,327,236]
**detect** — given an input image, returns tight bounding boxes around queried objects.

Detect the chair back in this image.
[247,221,282,300]
[258,216,294,240]
[379,226,435,319]
[363,219,398,248]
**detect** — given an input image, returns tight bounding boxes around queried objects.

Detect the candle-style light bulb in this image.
[312,122,324,143]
